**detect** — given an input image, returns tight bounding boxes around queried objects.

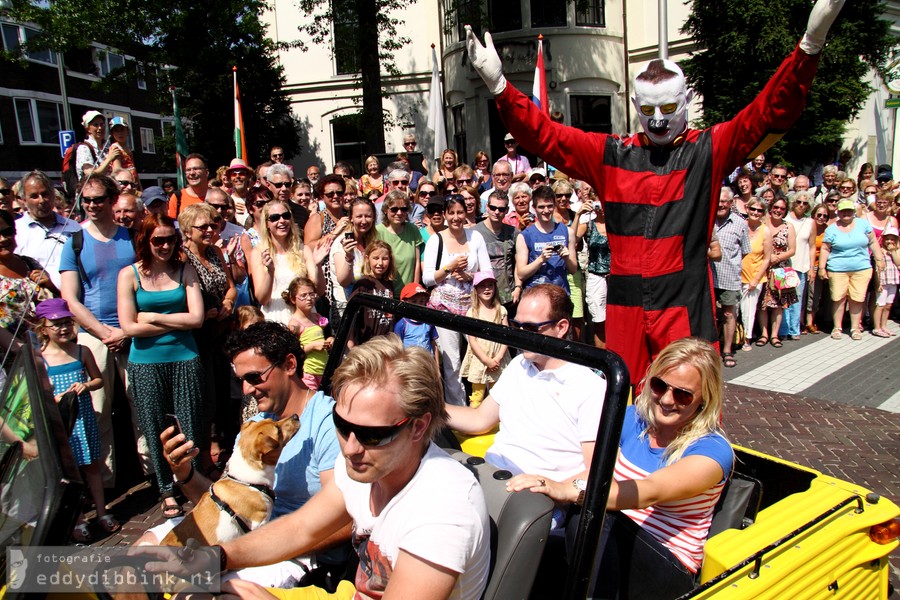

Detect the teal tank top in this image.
[128,265,199,364]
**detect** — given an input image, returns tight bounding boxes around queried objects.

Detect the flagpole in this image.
[170,85,188,189]
[233,66,248,160]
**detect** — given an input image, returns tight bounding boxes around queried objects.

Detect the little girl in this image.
[460,271,510,407]
[283,277,332,390]
[349,240,396,346]
[873,226,900,337]
[36,298,117,543]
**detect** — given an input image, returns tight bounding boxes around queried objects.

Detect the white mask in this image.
[632,60,693,146]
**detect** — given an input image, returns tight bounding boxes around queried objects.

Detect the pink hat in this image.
[226,158,251,174]
[883,225,899,238]
[473,271,496,287]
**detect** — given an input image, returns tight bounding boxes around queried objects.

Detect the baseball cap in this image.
[109,116,128,129]
[81,110,104,128]
[400,282,429,300]
[503,133,515,142]
[35,298,74,321]
[836,199,855,212]
[528,167,547,181]
[142,186,169,205]
[876,164,893,182]
[883,225,899,238]
[426,195,446,212]
[473,271,496,287]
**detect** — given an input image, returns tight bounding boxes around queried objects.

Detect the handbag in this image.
[770,267,800,291]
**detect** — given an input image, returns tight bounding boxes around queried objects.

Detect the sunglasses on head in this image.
[648,376,695,406]
[150,234,178,247]
[234,362,279,386]
[509,317,559,333]
[332,410,412,448]
[268,211,292,223]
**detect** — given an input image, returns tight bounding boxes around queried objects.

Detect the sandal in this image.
[97,514,120,534]
[872,328,891,338]
[755,337,769,347]
[807,324,820,334]
[161,494,183,519]
[831,329,842,340]
[770,337,783,348]
[850,330,862,341]
[72,522,92,543]
[722,353,737,368]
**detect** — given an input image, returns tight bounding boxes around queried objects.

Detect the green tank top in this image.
[128,265,199,364]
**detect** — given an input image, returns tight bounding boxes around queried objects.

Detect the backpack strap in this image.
[70,230,91,289]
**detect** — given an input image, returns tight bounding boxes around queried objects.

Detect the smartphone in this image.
[552,244,563,254]
[345,231,355,241]
[163,413,182,437]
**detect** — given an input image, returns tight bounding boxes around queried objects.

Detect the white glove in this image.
[800,0,845,54]
[466,25,507,96]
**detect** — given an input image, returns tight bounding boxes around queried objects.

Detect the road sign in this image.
[58,130,76,158]
[885,98,900,109]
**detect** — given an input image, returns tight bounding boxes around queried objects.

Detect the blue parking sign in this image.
[59,130,76,158]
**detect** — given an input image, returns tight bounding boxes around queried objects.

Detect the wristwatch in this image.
[573,479,587,506]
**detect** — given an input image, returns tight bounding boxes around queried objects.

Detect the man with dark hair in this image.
[145,321,344,588]
[475,190,521,313]
[467,0,845,378]
[60,173,142,485]
[447,284,605,513]
[168,153,210,218]
[516,185,577,292]
[220,335,490,599]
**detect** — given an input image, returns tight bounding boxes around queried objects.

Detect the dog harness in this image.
[209,473,276,535]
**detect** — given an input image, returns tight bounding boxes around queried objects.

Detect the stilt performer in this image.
[466,0,845,380]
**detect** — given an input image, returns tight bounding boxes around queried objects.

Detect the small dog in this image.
[160,415,300,547]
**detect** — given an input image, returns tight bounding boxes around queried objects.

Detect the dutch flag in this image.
[531,35,549,115]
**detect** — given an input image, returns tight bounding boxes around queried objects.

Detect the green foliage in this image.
[681,0,895,169]
[4,0,300,168]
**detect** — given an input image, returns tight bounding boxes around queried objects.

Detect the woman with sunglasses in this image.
[331,197,378,323]
[376,191,422,291]
[410,181,437,226]
[459,185,482,228]
[837,178,857,204]
[804,203,831,334]
[757,197,796,348]
[117,213,205,518]
[423,194,491,405]
[739,198,772,349]
[179,203,240,449]
[560,337,733,599]
[251,200,326,325]
[779,191,815,340]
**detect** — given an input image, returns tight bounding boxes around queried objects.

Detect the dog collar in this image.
[209,475,276,535]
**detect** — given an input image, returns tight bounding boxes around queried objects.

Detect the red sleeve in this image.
[495,85,609,187]
[711,43,821,178]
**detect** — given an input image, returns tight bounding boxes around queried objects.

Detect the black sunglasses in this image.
[150,234,178,247]
[82,195,108,205]
[332,410,412,448]
[509,317,559,333]
[117,180,135,187]
[487,204,508,212]
[0,227,15,237]
[419,190,436,197]
[234,362,278,386]
[648,376,695,406]
[322,191,342,198]
[270,181,293,189]
[268,211,292,223]
[388,206,409,214]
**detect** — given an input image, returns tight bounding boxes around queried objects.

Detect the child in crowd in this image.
[284,276,332,390]
[37,298,117,542]
[394,282,440,366]
[460,271,510,407]
[235,306,264,421]
[873,226,899,337]
[349,240,396,346]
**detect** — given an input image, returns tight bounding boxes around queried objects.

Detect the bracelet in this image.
[175,464,194,485]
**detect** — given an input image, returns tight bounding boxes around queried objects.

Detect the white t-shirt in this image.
[486,355,605,480]
[334,443,490,600]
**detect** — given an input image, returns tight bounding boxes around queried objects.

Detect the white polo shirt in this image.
[15,212,83,288]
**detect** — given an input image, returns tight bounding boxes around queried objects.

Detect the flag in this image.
[233,66,248,161]
[170,86,189,190]
[531,35,549,115]
[427,44,447,165]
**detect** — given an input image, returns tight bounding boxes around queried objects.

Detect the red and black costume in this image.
[496,45,820,380]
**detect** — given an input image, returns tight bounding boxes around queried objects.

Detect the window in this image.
[455,0,483,41]
[570,95,612,134]
[488,0,521,33]
[96,49,125,77]
[331,114,366,175]
[136,64,147,90]
[13,98,63,144]
[1,23,57,65]
[140,127,156,154]
[452,104,467,165]
[531,0,567,28]
[576,0,605,27]
[332,0,359,75]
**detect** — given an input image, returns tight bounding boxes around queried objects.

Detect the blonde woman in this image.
[250,200,326,324]
[358,155,383,195]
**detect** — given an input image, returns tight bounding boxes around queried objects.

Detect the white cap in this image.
[82,110,103,128]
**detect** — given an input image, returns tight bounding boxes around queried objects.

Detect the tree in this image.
[4,0,301,168]
[680,0,895,170]
[293,0,415,155]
